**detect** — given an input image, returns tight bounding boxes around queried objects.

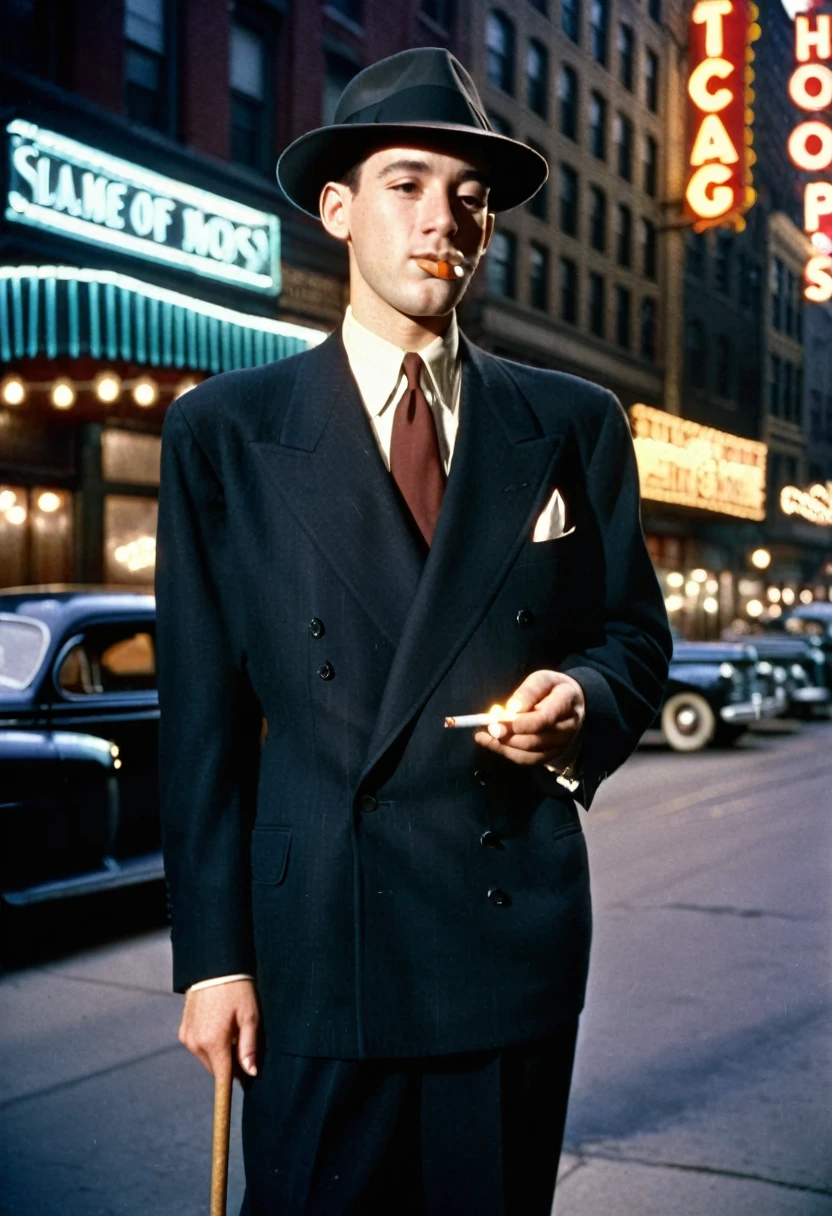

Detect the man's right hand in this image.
[179,978,260,1079]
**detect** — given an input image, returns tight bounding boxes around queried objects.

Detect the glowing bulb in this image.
[781,587,796,605]
[94,371,121,403]
[5,504,26,525]
[0,490,16,512]
[132,376,158,407]
[691,568,708,583]
[747,598,764,617]
[175,377,199,398]
[666,572,684,588]
[703,597,719,613]
[113,758,122,769]
[751,548,771,570]
[769,603,782,618]
[705,579,719,594]
[767,587,781,602]
[665,594,684,612]
[110,743,120,757]
[51,378,76,409]
[36,491,61,513]
[799,589,813,604]
[1,375,25,406]
[685,580,700,596]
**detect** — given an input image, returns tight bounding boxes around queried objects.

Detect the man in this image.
[155,47,671,1215]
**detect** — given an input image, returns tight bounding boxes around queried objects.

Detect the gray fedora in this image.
[276,47,549,218]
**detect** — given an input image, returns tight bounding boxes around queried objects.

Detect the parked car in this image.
[655,640,786,752]
[770,602,832,692]
[721,632,829,718]
[0,587,163,911]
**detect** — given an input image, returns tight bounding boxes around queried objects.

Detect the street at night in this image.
[1,720,829,1216]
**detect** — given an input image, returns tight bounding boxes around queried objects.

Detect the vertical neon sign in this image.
[788,12,832,300]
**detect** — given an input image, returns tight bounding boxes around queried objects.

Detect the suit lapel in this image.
[361,334,566,782]
[248,328,424,645]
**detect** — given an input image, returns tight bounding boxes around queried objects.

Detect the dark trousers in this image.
[240,1018,579,1215]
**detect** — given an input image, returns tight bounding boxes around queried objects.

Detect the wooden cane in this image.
[210,1054,233,1216]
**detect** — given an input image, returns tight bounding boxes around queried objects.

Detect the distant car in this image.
[655,640,786,752]
[722,633,829,718]
[0,586,162,910]
[770,603,832,692]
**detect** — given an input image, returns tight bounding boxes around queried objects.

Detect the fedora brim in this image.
[276,122,548,219]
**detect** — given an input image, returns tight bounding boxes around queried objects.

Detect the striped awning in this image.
[0,265,326,372]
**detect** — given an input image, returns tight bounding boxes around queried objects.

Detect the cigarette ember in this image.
[417,258,466,280]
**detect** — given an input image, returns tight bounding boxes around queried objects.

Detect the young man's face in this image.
[322,143,496,321]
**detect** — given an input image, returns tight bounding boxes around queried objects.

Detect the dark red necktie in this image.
[390,352,447,546]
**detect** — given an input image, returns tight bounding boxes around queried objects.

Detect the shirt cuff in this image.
[187,973,254,992]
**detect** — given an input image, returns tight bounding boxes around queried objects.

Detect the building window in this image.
[686,230,706,277]
[562,0,580,42]
[716,334,733,398]
[559,64,579,140]
[785,268,795,336]
[560,257,578,323]
[124,0,169,132]
[589,185,607,251]
[616,203,632,267]
[104,496,159,587]
[615,285,630,347]
[588,272,605,336]
[645,49,659,111]
[618,23,634,90]
[640,298,656,360]
[715,231,732,294]
[739,254,760,310]
[101,432,161,485]
[328,0,362,21]
[771,258,785,330]
[529,0,548,11]
[560,163,579,236]
[530,243,550,310]
[486,229,517,297]
[0,485,74,588]
[487,11,516,94]
[643,134,657,196]
[527,39,549,117]
[590,0,608,65]
[421,0,455,28]
[589,92,607,158]
[686,319,707,388]
[641,217,657,279]
[648,0,661,22]
[769,353,781,414]
[526,140,549,219]
[230,22,267,169]
[615,113,633,180]
[323,51,360,126]
[783,361,794,420]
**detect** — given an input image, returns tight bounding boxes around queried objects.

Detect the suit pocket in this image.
[251,827,292,885]
[518,528,578,566]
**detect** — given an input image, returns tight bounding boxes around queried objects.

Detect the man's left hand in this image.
[474,670,585,766]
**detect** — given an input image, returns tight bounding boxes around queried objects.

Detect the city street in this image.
[0,722,830,1216]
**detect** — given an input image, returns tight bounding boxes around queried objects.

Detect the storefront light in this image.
[5,504,27,525]
[94,371,122,403]
[666,571,685,588]
[665,594,684,612]
[751,548,771,569]
[769,603,782,618]
[691,568,708,583]
[132,377,158,408]
[799,589,813,604]
[51,378,76,409]
[174,377,199,399]
[36,491,61,513]
[1,374,26,406]
[705,578,719,594]
[703,596,719,614]
[685,580,700,596]
[781,587,796,605]
[767,586,781,602]
[746,598,764,617]
[0,489,17,512]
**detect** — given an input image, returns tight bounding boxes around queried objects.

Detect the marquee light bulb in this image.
[1,375,26,406]
[746,599,764,617]
[703,597,719,614]
[0,490,16,512]
[799,589,813,604]
[5,504,27,525]
[781,587,796,605]
[51,378,76,409]
[666,571,685,588]
[132,376,158,407]
[751,548,771,569]
[94,371,121,403]
[36,491,61,513]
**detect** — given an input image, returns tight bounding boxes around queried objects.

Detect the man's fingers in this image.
[507,669,558,712]
[236,1012,260,1076]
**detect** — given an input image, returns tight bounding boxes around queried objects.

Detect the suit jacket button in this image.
[359,794,378,813]
[488,887,511,907]
[480,829,503,849]
[318,661,335,680]
[516,607,535,627]
[473,769,489,786]
[309,618,325,638]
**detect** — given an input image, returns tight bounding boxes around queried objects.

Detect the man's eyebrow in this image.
[376,159,491,189]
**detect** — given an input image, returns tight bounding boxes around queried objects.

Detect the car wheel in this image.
[661,692,717,752]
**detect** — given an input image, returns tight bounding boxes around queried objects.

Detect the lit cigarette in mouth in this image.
[445,699,524,728]
[416,258,467,280]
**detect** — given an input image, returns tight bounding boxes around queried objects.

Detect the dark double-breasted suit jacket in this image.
[155,324,671,1061]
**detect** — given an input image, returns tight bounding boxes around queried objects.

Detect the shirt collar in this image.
[341,304,460,417]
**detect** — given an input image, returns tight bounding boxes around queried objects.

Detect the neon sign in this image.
[630,404,767,521]
[780,482,832,525]
[684,0,760,231]
[787,14,832,300]
[5,121,281,295]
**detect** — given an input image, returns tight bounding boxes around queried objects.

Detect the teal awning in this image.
[0,265,326,372]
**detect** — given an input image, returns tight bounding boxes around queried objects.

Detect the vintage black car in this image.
[773,602,832,691]
[653,640,786,752]
[0,587,162,912]
[722,632,829,718]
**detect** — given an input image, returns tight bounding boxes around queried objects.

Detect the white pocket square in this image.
[531,488,573,542]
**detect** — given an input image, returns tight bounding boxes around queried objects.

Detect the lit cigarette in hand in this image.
[445,698,525,729]
[416,257,467,280]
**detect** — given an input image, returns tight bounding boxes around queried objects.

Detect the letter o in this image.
[789,121,832,172]
[789,64,832,112]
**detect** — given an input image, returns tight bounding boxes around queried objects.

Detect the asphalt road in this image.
[1,721,830,1216]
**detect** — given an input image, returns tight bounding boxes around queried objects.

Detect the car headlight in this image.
[772,665,787,682]
[719,662,735,679]
[790,663,807,680]
[757,660,772,675]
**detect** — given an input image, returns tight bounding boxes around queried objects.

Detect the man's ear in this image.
[320,182,351,242]
[481,210,496,254]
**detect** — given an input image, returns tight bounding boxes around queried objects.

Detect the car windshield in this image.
[784,617,828,638]
[0,615,50,688]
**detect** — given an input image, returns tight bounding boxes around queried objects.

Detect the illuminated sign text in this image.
[780,482,832,525]
[787,15,832,300]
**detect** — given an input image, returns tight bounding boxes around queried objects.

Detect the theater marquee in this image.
[630,405,768,521]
